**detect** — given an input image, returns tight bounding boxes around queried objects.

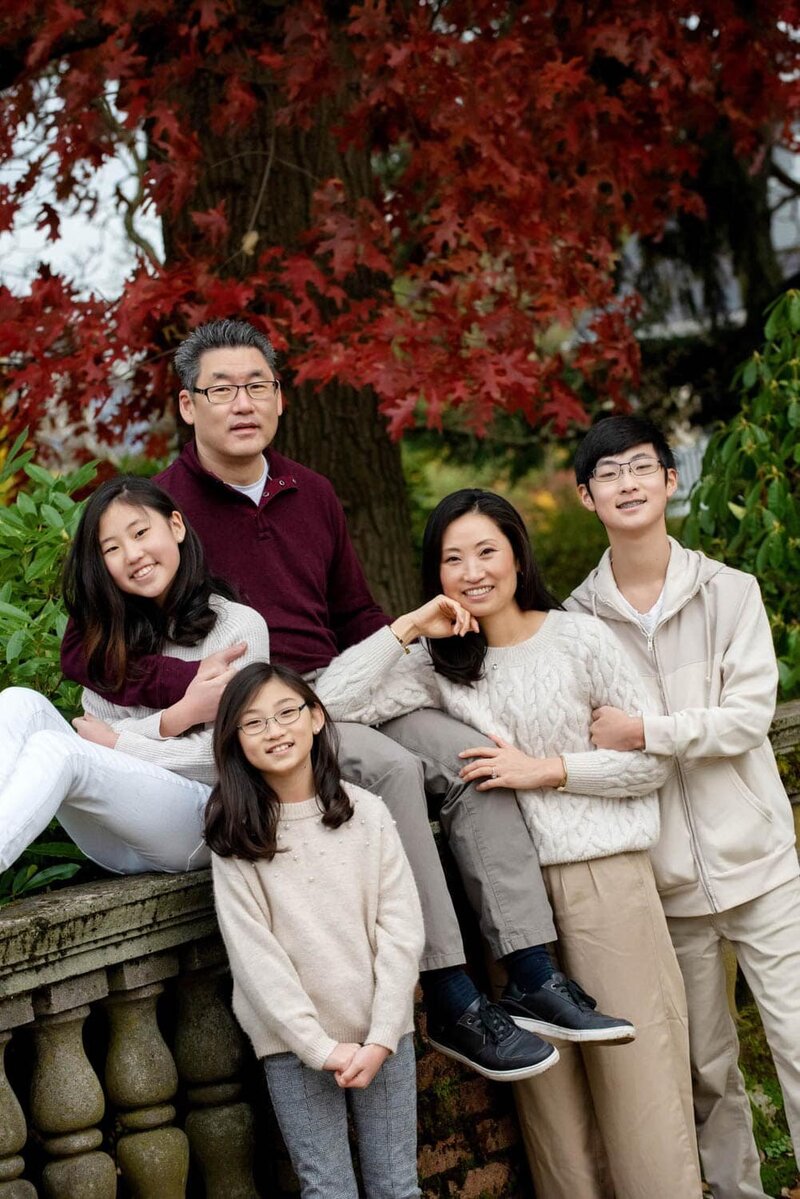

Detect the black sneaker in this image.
[426,995,559,1081]
[500,973,636,1044]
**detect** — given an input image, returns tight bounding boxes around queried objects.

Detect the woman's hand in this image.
[73,712,119,749]
[323,1042,361,1073]
[459,734,564,790]
[160,643,247,736]
[334,1044,390,1089]
[391,595,478,648]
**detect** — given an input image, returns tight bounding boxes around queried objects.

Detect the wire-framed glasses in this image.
[591,457,663,482]
[237,702,308,736]
[193,380,281,405]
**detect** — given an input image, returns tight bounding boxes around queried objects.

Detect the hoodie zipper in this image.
[647,627,718,911]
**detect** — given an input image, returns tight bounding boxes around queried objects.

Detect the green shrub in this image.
[684,292,800,699]
[0,432,97,904]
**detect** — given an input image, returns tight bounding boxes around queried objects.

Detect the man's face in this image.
[577,441,677,535]
[178,346,282,475]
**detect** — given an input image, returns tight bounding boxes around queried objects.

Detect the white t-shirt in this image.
[229,457,269,505]
[614,588,665,637]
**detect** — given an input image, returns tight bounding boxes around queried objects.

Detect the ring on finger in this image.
[491,769,497,779]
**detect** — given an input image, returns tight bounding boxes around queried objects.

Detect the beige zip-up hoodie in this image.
[568,538,799,917]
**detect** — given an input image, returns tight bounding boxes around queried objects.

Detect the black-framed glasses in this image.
[591,457,663,482]
[193,380,281,405]
[238,702,308,736]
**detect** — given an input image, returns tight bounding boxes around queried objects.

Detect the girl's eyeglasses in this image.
[238,702,308,736]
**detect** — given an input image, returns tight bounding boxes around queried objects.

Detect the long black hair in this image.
[205,662,353,861]
[63,475,233,690]
[421,489,562,684]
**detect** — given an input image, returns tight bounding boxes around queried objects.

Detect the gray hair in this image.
[173,319,277,391]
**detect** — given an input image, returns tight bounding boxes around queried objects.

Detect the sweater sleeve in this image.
[643,576,778,759]
[212,855,338,1071]
[365,805,425,1053]
[315,626,443,724]
[562,618,672,798]
[324,485,391,652]
[61,617,198,708]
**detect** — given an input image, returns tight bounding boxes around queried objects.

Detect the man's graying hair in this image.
[173,319,277,391]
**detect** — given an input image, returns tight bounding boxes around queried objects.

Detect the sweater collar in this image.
[179,440,300,505]
[278,796,324,821]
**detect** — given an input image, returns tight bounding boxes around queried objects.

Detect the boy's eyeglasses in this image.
[238,703,308,736]
[591,457,663,482]
[193,380,281,405]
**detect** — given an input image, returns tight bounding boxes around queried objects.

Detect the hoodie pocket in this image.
[726,767,774,825]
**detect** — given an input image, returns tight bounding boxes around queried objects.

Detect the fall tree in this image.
[0,1,798,609]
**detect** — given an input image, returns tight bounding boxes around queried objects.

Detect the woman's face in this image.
[439,511,519,621]
[98,500,185,605]
[237,677,324,787]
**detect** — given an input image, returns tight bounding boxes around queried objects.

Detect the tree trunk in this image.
[162,8,420,614]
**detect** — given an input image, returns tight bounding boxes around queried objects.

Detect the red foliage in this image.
[0,0,798,452]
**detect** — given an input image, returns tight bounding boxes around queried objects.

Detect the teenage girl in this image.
[316,489,703,1199]
[206,661,424,1199]
[0,476,269,874]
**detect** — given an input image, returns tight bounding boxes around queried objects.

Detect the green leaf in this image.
[727,502,746,521]
[0,599,29,622]
[742,359,758,389]
[40,504,64,530]
[15,491,36,518]
[23,462,57,487]
[5,628,27,663]
[23,842,87,861]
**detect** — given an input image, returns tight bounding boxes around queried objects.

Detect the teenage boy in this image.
[61,319,630,1082]
[569,413,800,1199]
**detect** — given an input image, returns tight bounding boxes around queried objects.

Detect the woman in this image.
[316,489,702,1199]
[0,476,269,874]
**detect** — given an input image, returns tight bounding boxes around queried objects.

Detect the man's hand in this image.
[459,734,563,790]
[334,1044,390,1089]
[161,643,248,735]
[323,1042,361,1074]
[590,706,645,751]
[73,712,119,749]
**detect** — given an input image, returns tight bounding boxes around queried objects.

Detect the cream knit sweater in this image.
[317,612,672,867]
[80,596,270,784]
[211,784,424,1069]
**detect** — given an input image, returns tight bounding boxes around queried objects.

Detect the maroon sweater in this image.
[60,441,389,707]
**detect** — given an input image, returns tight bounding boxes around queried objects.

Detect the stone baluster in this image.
[174,940,258,1199]
[104,955,188,1199]
[28,973,116,1199]
[0,996,37,1199]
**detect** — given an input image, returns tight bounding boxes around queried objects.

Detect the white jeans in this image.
[0,687,211,874]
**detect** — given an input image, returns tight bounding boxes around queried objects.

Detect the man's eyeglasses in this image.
[591,457,663,482]
[238,702,308,736]
[193,380,281,405]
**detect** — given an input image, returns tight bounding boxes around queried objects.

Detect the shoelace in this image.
[555,977,598,1012]
[477,997,517,1043]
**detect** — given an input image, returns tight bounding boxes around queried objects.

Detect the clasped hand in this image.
[323,1042,390,1089]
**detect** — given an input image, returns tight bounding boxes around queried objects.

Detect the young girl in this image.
[0,476,269,874]
[206,661,424,1199]
[315,489,703,1199]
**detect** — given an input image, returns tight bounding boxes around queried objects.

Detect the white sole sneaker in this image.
[508,1015,636,1045]
[426,1035,560,1081]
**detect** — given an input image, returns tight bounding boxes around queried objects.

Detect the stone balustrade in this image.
[0,703,798,1198]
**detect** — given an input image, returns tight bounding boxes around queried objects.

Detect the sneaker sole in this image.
[507,1016,637,1045]
[426,1036,560,1081]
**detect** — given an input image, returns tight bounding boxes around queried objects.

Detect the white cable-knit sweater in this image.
[316,612,672,867]
[80,596,270,785]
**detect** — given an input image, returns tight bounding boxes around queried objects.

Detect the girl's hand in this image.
[323,1042,361,1073]
[391,595,478,647]
[73,712,119,750]
[335,1044,390,1089]
[459,734,563,790]
[160,643,248,735]
[591,706,645,751]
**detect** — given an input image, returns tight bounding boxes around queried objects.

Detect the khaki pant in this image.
[668,875,800,1199]
[514,852,702,1199]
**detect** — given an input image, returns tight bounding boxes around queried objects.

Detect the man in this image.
[62,319,627,1081]
[569,413,800,1199]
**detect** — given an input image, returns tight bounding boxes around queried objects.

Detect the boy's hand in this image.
[323,1042,361,1073]
[591,706,645,751]
[335,1043,390,1089]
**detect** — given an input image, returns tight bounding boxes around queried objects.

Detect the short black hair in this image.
[573,415,676,488]
[173,319,277,391]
